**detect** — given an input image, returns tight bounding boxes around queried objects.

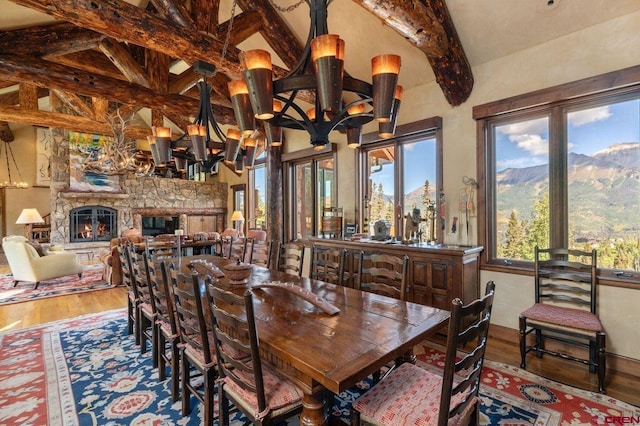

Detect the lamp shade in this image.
[16,208,44,224]
[231,210,245,222]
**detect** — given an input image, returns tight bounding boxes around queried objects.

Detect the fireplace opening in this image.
[70,206,117,242]
[142,216,179,236]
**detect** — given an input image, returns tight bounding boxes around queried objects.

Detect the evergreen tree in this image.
[503,210,526,259]
[523,195,550,260]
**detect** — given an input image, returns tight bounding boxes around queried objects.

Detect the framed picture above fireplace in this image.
[68,131,120,193]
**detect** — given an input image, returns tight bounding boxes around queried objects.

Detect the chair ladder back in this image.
[170,266,213,364]
[118,242,137,297]
[207,286,267,412]
[249,239,273,268]
[228,237,247,261]
[131,250,152,306]
[310,245,346,285]
[146,257,178,336]
[439,281,495,426]
[535,246,598,313]
[357,252,409,301]
[277,242,305,276]
[145,235,179,260]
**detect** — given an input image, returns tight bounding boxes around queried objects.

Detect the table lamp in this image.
[231,210,245,237]
[16,208,44,239]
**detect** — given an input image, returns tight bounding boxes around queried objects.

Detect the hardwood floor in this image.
[0,281,637,408]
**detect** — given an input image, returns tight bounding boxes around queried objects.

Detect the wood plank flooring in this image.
[0,282,637,408]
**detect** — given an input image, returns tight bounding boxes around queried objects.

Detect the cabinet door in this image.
[409,258,454,310]
[187,216,203,233]
[201,216,218,232]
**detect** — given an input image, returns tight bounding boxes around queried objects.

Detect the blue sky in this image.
[496,99,639,172]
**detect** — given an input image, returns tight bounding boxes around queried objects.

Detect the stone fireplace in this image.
[47,130,228,249]
[69,206,117,242]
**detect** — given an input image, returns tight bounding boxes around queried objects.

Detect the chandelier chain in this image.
[220,0,238,65]
[269,0,307,13]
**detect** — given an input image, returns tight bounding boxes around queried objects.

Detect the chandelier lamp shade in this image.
[379,85,403,139]
[231,0,402,150]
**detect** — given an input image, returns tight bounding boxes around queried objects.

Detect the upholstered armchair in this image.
[2,235,84,289]
[98,228,145,286]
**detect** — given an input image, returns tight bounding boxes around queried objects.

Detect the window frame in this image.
[475,66,640,287]
[358,117,443,241]
[282,144,338,241]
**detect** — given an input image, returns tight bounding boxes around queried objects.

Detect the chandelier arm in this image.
[7,142,25,183]
[205,96,226,143]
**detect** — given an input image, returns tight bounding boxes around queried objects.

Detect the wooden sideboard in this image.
[305,237,483,309]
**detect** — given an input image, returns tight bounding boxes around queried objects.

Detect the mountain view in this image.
[496,142,640,243]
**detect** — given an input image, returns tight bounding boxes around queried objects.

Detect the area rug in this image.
[1,310,638,426]
[0,264,110,305]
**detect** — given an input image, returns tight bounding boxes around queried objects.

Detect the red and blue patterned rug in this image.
[0,309,637,425]
[0,264,110,305]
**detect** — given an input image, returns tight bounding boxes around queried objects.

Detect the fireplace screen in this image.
[70,206,117,242]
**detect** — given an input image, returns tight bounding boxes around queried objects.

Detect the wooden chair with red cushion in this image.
[170,266,218,425]
[205,284,303,426]
[350,281,496,426]
[519,247,605,393]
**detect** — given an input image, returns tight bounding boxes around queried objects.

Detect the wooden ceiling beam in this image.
[0,53,236,125]
[18,83,38,110]
[217,10,263,47]
[351,0,473,106]
[51,89,95,118]
[0,23,106,57]
[0,104,151,140]
[7,0,244,79]
[98,38,153,88]
[47,50,126,81]
[150,0,194,28]
[235,0,302,71]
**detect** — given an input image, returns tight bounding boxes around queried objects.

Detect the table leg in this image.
[299,390,328,426]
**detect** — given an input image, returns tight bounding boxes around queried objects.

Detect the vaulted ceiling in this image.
[1,0,639,143]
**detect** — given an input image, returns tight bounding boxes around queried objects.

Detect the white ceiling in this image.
[1,0,639,94]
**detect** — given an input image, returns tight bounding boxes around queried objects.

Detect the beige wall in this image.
[1,125,50,237]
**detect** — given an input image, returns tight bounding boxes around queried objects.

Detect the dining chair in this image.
[276,241,305,277]
[520,247,605,393]
[350,281,496,426]
[118,241,140,344]
[130,247,157,367]
[205,285,304,426]
[144,256,180,401]
[309,244,346,285]
[249,239,274,268]
[356,251,409,300]
[145,234,179,260]
[170,266,218,425]
[228,236,247,262]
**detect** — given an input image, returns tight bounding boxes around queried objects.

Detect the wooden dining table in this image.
[174,254,450,426]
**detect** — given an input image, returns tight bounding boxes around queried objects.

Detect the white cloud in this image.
[498,117,548,136]
[568,106,611,127]
[511,133,548,156]
[497,156,546,170]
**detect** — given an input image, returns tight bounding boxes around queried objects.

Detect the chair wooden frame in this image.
[249,239,274,268]
[350,282,496,426]
[118,241,139,344]
[205,285,303,426]
[170,266,218,425]
[276,241,305,277]
[310,244,346,285]
[356,251,409,301]
[144,257,180,401]
[130,249,156,366]
[519,247,605,393]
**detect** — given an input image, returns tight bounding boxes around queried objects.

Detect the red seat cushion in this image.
[521,303,603,332]
[352,362,469,425]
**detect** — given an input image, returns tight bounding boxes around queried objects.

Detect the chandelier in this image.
[0,140,28,189]
[146,1,260,175]
[78,110,154,177]
[229,0,403,150]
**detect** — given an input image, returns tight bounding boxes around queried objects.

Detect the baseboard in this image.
[488,324,640,379]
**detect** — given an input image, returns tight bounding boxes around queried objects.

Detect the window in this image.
[360,118,442,241]
[283,146,337,240]
[477,69,640,280]
[249,164,267,230]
